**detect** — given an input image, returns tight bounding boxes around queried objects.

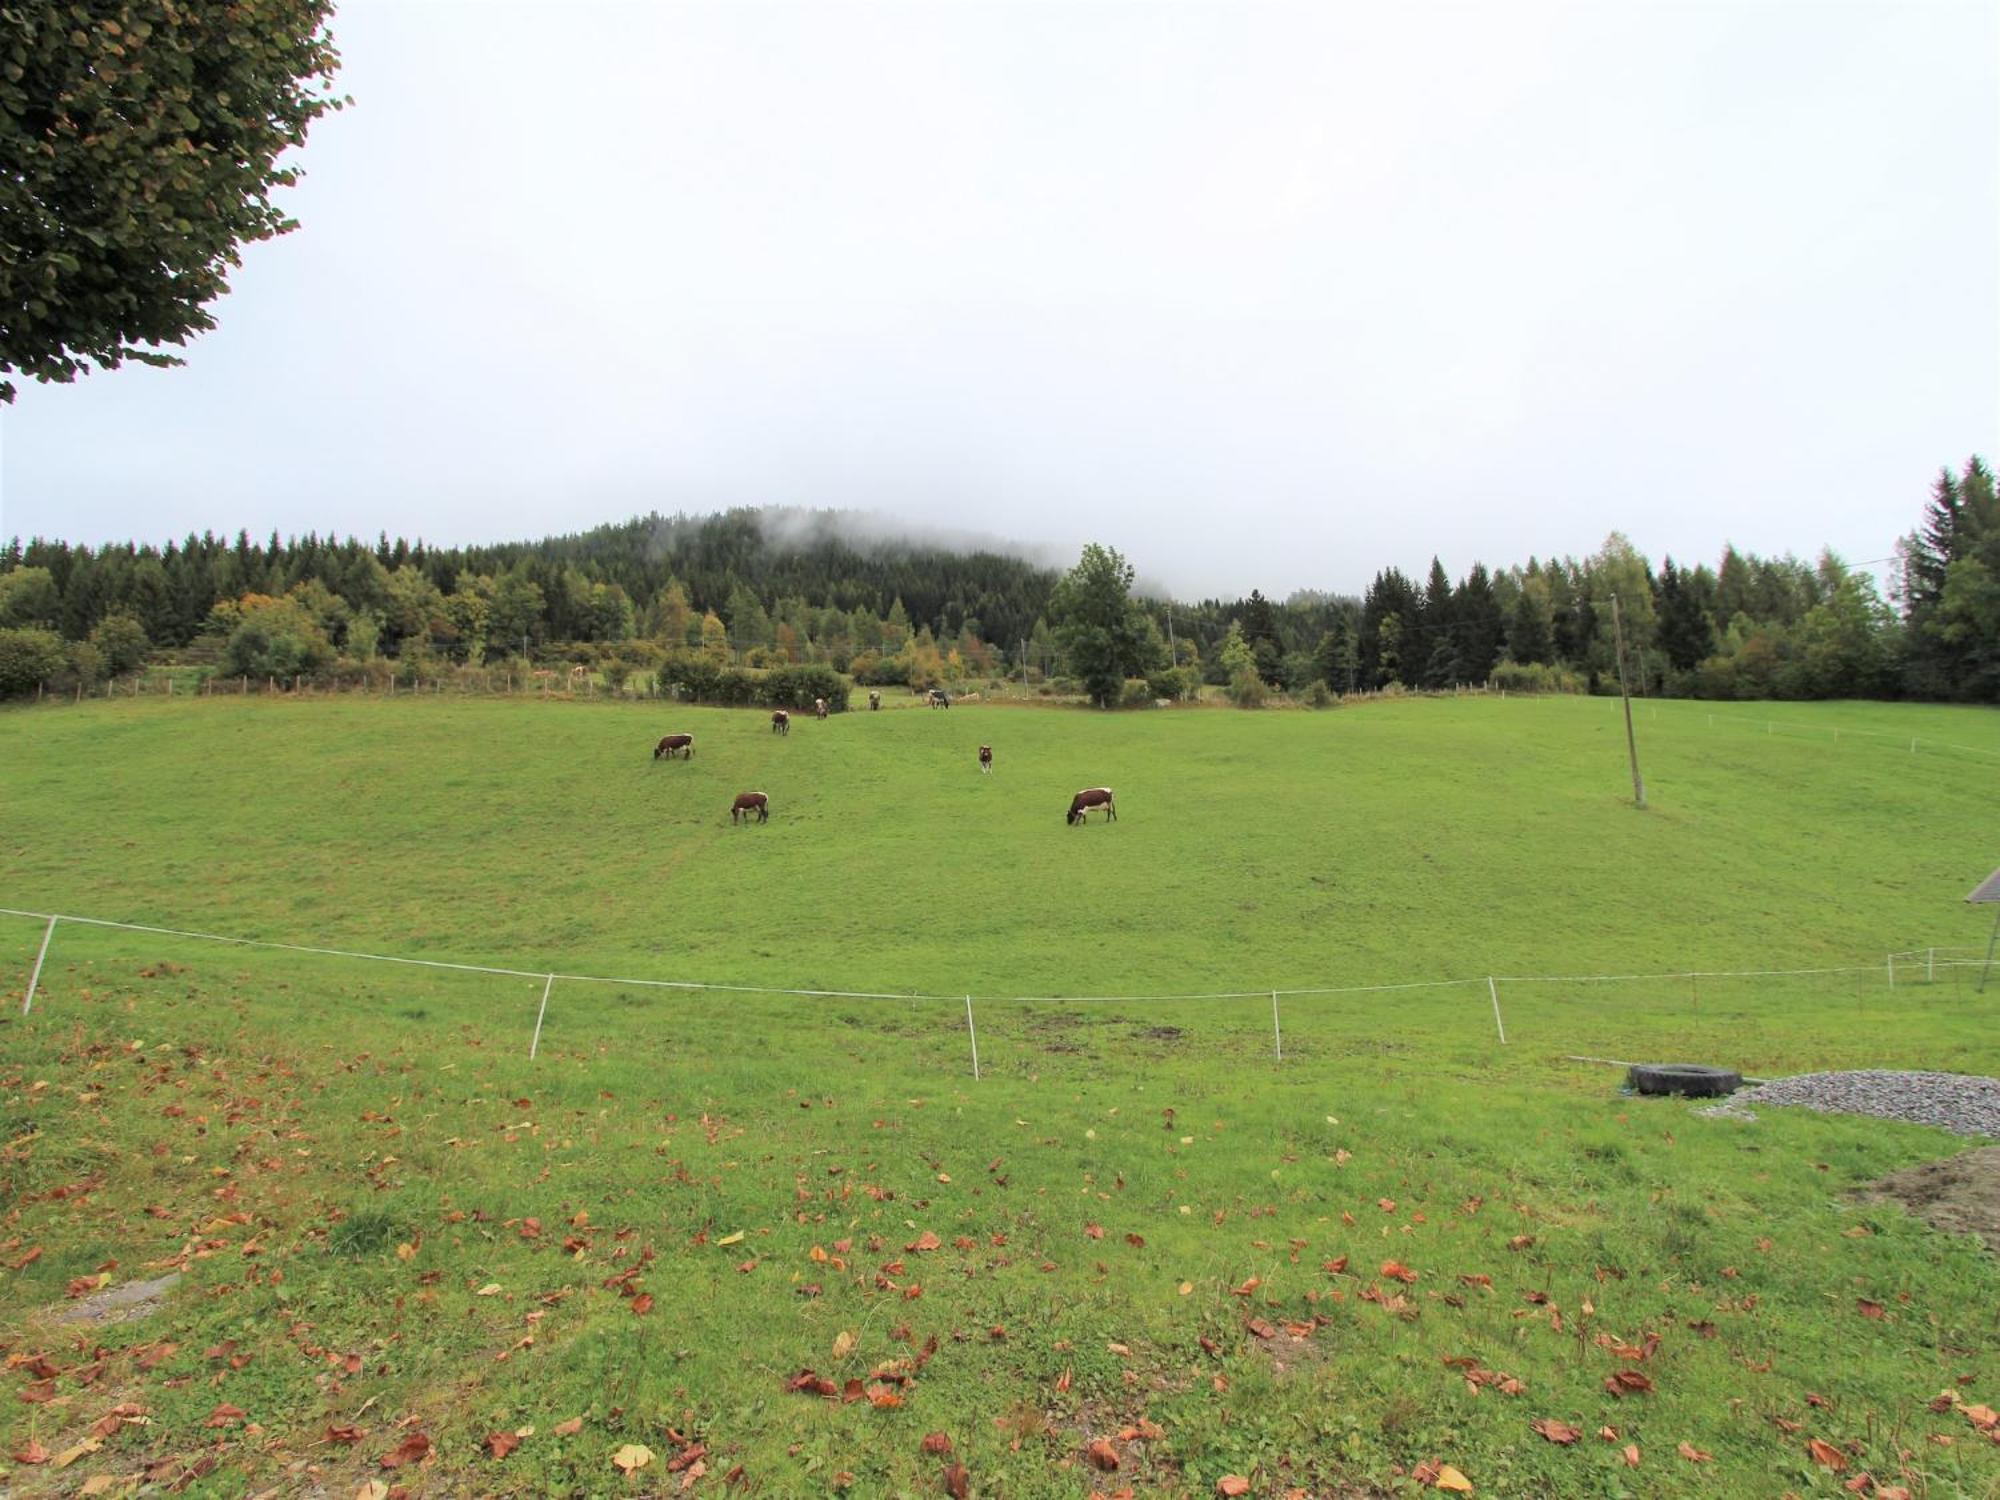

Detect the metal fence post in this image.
[964,995,981,1080]
[1271,990,1282,1061]
[1486,976,1507,1044]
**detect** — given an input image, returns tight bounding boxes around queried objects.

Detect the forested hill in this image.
[427,510,1059,653]
[1,507,1061,654]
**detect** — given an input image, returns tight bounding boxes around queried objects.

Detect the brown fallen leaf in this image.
[1856,1299,1885,1320]
[943,1461,970,1498]
[1217,1478,1251,1497]
[1085,1438,1120,1471]
[1677,1441,1712,1462]
[1531,1418,1582,1444]
[324,1424,367,1444]
[380,1432,431,1469]
[13,1437,50,1465]
[1806,1436,1847,1471]
[1381,1259,1419,1284]
[1621,1444,1640,1468]
[907,1231,942,1253]
[554,1416,585,1436]
[921,1432,953,1455]
[487,1431,521,1460]
[1603,1370,1654,1397]
[630,1293,655,1316]
[205,1402,247,1428]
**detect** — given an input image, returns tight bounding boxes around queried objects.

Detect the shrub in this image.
[0,627,69,696]
[1120,678,1157,708]
[1304,679,1334,708]
[89,612,151,676]
[1228,666,1267,708]
[1490,659,1584,695]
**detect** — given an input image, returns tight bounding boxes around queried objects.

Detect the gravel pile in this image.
[1700,1070,2000,1137]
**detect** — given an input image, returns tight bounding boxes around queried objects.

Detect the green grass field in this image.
[1,692,1996,1497]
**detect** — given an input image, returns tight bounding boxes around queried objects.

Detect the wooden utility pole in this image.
[1611,593,1646,809]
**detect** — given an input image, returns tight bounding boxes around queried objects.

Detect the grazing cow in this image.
[927,689,951,709]
[771,709,790,735]
[814,697,828,720]
[868,691,881,711]
[978,745,993,774]
[1066,787,1115,825]
[731,791,770,824]
[653,733,694,760]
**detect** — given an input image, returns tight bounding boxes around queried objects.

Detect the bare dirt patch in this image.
[53,1271,183,1325]
[1856,1147,2000,1254]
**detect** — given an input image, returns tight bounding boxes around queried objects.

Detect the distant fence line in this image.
[12,672,2000,763]
[4,905,1991,1072]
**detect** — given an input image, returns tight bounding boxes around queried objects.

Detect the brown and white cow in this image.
[814,697,828,720]
[1066,787,1115,825]
[978,745,993,774]
[771,709,790,735]
[868,690,881,711]
[731,791,770,824]
[653,733,694,760]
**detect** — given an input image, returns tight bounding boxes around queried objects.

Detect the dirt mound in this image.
[1858,1148,2000,1254]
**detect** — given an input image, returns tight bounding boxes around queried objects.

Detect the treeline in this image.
[0,457,1993,704]
[0,509,1053,693]
[1165,456,1996,705]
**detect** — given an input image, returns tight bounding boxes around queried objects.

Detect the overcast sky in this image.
[1,1,1994,598]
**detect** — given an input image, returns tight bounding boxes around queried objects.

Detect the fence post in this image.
[21,915,58,1015]
[529,973,556,1059]
[1486,976,1506,1044]
[1928,947,1935,983]
[963,995,981,1080]
[1886,954,1894,990]
[1271,990,1282,1062]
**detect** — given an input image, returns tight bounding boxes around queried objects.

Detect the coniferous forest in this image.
[0,457,1993,705]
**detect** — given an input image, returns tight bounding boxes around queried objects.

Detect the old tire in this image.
[1627,1063,1742,1098]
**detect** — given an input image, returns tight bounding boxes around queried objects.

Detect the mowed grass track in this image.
[0,694,1997,1499]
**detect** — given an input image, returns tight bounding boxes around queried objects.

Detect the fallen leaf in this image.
[1856,1299,1885,1320]
[475,1283,502,1296]
[1603,1370,1654,1397]
[353,1485,389,1500]
[943,1461,970,1498]
[1677,1442,1712,1463]
[717,1231,745,1247]
[612,1443,654,1474]
[1381,1259,1419,1284]
[1218,1478,1251,1497]
[13,1437,50,1465]
[630,1292,655,1316]
[487,1431,521,1460]
[1531,1419,1582,1444]
[1085,1438,1120,1471]
[1807,1437,1846,1471]
[907,1231,942,1253]
[833,1330,857,1361]
[1621,1444,1640,1468]
[380,1432,430,1469]
[205,1402,247,1428]
[921,1432,953,1455]
[1435,1463,1474,1492]
[554,1417,585,1437]
[53,1437,102,1468]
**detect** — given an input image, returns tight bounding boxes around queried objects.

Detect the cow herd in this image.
[650,700,1115,828]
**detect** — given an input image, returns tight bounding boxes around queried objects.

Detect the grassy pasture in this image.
[0,693,1997,1498]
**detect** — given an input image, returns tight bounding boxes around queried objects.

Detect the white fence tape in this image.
[4,904,1988,1064]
